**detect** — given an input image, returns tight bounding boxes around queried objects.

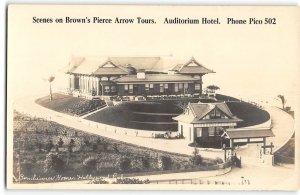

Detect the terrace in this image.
[35,93,106,116]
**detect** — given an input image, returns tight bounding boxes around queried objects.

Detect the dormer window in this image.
[185,108,190,115]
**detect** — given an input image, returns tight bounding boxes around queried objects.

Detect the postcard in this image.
[6,5,300,190]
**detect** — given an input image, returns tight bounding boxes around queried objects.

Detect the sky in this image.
[7,5,300,108]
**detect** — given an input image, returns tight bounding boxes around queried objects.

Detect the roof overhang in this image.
[226,128,274,139]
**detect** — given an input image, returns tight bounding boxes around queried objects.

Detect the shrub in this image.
[157,155,172,170]
[92,143,98,151]
[68,139,76,153]
[36,142,43,152]
[190,155,203,166]
[142,157,150,170]
[118,157,131,172]
[96,138,102,144]
[83,138,90,147]
[214,157,223,164]
[113,144,119,153]
[44,153,65,174]
[57,138,64,147]
[82,156,98,173]
[45,140,54,152]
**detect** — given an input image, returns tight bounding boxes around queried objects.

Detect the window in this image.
[129,84,133,93]
[195,83,201,91]
[184,83,188,89]
[175,84,178,92]
[160,84,164,93]
[145,84,149,90]
[111,86,116,92]
[210,110,216,118]
[149,84,154,89]
[164,84,168,89]
[124,84,128,91]
[185,108,189,115]
[216,109,221,117]
[196,128,202,137]
[209,127,215,136]
[178,83,183,90]
[104,86,110,93]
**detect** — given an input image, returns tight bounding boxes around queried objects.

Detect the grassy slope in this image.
[36,93,104,116]
[13,111,219,180]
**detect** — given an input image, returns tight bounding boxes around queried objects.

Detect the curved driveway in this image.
[12,96,298,189]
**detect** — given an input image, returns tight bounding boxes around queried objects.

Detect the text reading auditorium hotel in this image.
[66,56,214,98]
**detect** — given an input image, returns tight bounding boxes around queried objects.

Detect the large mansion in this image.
[66,56,215,99]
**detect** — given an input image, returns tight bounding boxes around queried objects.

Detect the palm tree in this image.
[206,85,220,93]
[48,76,55,101]
[277,95,287,110]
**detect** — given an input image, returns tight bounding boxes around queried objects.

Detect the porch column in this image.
[230,139,234,150]
[86,76,89,93]
[263,137,266,154]
[69,74,73,90]
[96,77,99,95]
[85,76,87,93]
[92,77,95,92]
[88,76,91,93]
[200,75,203,95]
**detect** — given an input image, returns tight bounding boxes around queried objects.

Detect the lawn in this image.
[35,93,106,116]
[216,94,270,128]
[13,111,221,183]
[36,93,270,131]
[85,96,270,131]
[85,101,185,131]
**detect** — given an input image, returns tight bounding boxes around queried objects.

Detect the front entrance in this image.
[202,127,209,137]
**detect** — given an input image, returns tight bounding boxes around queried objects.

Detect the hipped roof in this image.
[173,102,242,124]
[67,56,215,75]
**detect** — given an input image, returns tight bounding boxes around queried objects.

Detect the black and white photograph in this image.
[6,5,299,190]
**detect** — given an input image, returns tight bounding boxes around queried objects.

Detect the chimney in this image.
[137,69,146,79]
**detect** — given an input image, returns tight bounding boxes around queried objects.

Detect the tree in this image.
[82,156,98,173]
[36,141,43,152]
[277,95,287,110]
[44,153,65,174]
[206,85,220,94]
[83,138,90,147]
[45,140,54,152]
[47,76,55,101]
[57,138,64,147]
[141,157,150,170]
[68,139,76,153]
[118,157,131,172]
[190,147,202,166]
[157,155,172,170]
